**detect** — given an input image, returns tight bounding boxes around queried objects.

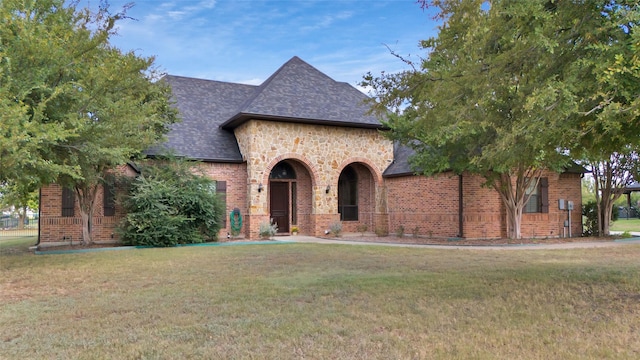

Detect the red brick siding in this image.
[384,171,582,240]
[197,162,248,238]
[461,173,505,239]
[385,172,460,238]
[39,183,124,245]
[520,172,582,238]
[39,163,583,243]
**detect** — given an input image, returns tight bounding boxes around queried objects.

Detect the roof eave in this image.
[145,153,245,164]
[220,113,386,130]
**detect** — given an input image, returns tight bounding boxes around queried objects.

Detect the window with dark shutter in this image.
[216,181,227,228]
[524,177,548,214]
[539,177,549,213]
[103,179,116,216]
[61,187,75,217]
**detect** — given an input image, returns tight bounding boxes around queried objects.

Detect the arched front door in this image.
[269,161,296,233]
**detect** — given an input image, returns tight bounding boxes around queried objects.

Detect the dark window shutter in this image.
[540,177,549,213]
[103,179,116,216]
[216,181,227,228]
[61,188,75,217]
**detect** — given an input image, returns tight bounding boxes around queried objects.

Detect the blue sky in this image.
[87,0,439,90]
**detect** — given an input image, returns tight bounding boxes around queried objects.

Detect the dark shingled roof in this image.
[383,143,418,177]
[221,57,383,129]
[148,76,256,162]
[149,56,384,162]
[382,143,589,178]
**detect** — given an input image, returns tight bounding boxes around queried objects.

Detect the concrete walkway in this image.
[275,235,640,250]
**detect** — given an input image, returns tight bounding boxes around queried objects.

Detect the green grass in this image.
[0,236,36,255]
[611,218,640,232]
[2,243,640,359]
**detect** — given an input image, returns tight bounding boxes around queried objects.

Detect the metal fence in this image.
[0,215,38,238]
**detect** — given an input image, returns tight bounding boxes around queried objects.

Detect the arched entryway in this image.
[338,163,376,233]
[269,160,312,234]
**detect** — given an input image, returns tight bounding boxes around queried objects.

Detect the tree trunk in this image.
[76,185,98,245]
[591,156,632,237]
[491,169,542,240]
[602,200,615,236]
[17,209,25,230]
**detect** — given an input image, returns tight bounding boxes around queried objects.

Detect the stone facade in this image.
[234,120,394,238]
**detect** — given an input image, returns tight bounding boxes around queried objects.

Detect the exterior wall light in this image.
[258,183,264,192]
[325,185,331,194]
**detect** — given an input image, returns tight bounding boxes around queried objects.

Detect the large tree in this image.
[1,0,178,244]
[364,0,637,239]
[569,3,640,236]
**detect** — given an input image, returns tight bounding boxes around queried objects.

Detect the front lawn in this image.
[611,218,640,232]
[1,243,640,359]
[0,236,37,255]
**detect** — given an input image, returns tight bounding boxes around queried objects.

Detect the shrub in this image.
[620,231,633,239]
[259,220,278,239]
[395,225,405,238]
[118,160,224,247]
[357,224,368,236]
[412,226,420,238]
[375,227,388,237]
[329,221,342,237]
[582,200,618,237]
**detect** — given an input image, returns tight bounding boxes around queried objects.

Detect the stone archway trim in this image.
[262,153,320,187]
[336,157,385,186]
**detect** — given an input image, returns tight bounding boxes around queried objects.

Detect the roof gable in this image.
[220,56,383,129]
[150,56,385,162]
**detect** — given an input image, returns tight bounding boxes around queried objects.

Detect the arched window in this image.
[269,162,296,179]
[338,165,358,221]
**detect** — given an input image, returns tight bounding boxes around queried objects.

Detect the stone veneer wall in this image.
[233,120,394,238]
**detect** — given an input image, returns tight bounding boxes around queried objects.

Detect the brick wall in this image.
[39,183,124,246]
[386,172,461,238]
[461,173,505,239]
[197,162,248,238]
[520,172,583,238]
[384,170,583,240]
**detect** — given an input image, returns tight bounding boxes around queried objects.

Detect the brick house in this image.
[38,56,583,245]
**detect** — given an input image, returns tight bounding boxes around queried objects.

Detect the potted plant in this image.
[290,225,299,236]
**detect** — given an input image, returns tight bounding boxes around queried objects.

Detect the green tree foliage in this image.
[568,3,640,236]
[1,0,178,244]
[363,0,639,239]
[0,178,38,229]
[118,160,225,247]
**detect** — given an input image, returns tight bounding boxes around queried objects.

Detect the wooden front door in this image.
[270,182,289,233]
